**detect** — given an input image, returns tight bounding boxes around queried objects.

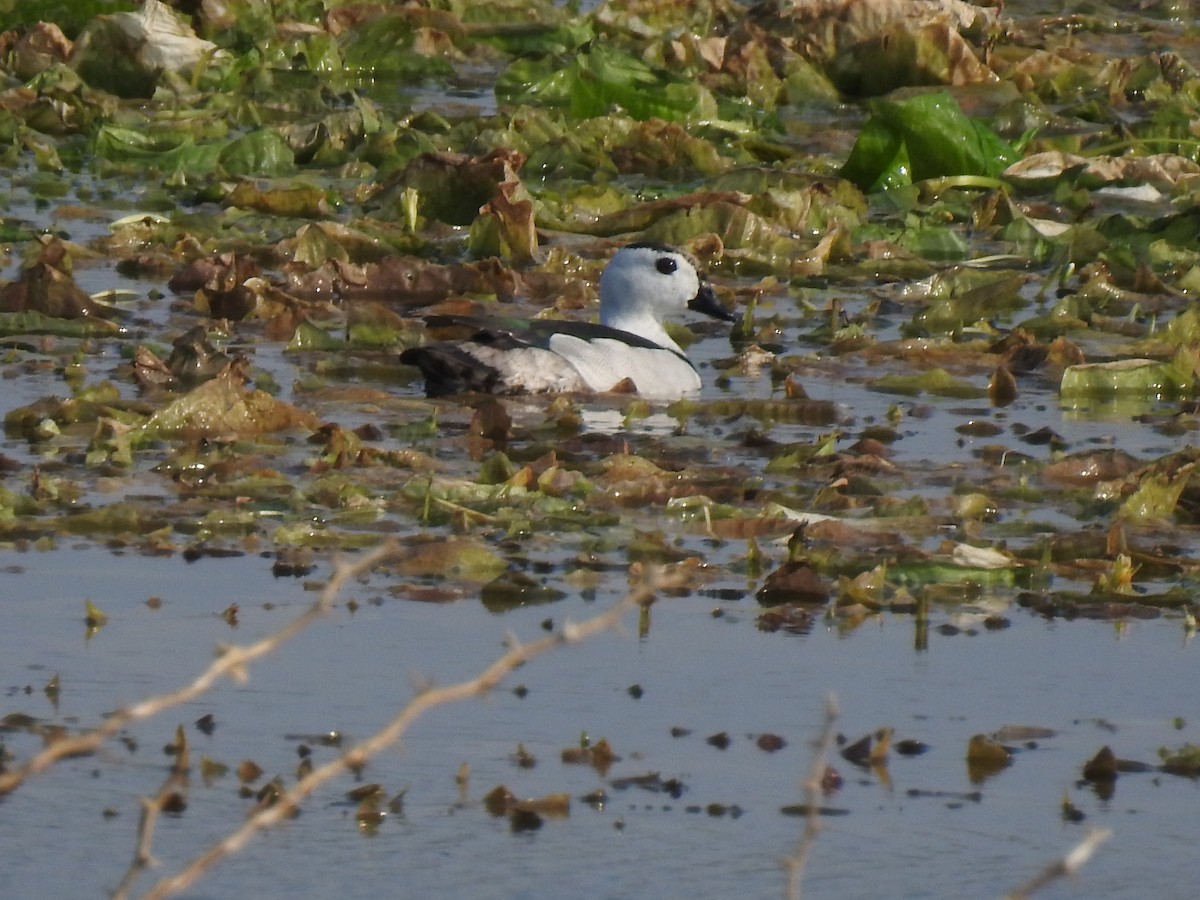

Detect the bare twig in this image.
[783,692,839,900]
[1004,828,1113,900]
[112,768,186,900]
[138,567,665,899]
[0,541,399,798]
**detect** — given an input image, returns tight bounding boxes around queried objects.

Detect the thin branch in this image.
[139,569,664,900]
[1004,828,1113,900]
[0,540,400,798]
[783,692,839,900]
[111,769,186,900]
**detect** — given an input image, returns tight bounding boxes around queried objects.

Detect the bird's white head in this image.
[598,243,732,351]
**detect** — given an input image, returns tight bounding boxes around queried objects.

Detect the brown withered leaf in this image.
[561,738,619,774]
[482,179,539,265]
[132,345,178,392]
[237,759,263,784]
[756,733,787,752]
[510,793,569,817]
[830,17,996,95]
[469,398,512,443]
[6,22,73,79]
[166,325,231,384]
[756,560,831,607]
[966,733,1011,782]
[342,255,526,305]
[484,785,517,817]
[1042,450,1141,486]
[142,360,319,438]
[586,191,752,236]
[375,148,527,226]
[989,361,1017,406]
[0,246,107,319]
[1082,745,1118,783]
[168,253,261,295]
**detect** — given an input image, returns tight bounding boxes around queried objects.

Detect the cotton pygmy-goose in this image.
[400,243,735,399]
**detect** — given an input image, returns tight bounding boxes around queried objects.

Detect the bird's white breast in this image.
[546,334,702,399]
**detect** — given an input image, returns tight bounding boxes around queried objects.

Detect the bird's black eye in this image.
[656,257,678,275]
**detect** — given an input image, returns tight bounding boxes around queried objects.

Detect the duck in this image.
[400,243,736,400]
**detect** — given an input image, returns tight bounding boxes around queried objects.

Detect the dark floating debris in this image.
[272,547,315,578]
[821,766,843,793]
[779,804,850,817]
[756,604,814,634]
[993,725,1055,742]
[1061,793,1085,823]
[755,560,831,607]
[755,733,787,753]
[284,730,343,747]
[706,731,731,750]
[609,772,685,799]
[904,788,982,803]
[841,727,892,767]
[705,803,743,818]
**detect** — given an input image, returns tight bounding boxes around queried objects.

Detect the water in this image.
[2,10,1199,894]
[0,246,1192,897]
[1,546,1196,898]
[0,232,1193,897]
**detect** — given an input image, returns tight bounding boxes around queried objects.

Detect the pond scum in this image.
[3,0,1200,894]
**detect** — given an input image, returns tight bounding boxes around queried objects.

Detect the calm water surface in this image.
[1,544,1197,899]
[0,56,1197,899]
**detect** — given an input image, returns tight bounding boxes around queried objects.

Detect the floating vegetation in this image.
[0,0,1198,897]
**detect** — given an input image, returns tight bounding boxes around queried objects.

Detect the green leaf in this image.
[841,91,1018,192]
[340,15,455,79]
[870,368,986,399]
[1060,356,1194,400]
[1119,466,1192,523]
[219,129,294,177]
[473,21,593,56]
[496,45,708,122]
[93,125,225,178]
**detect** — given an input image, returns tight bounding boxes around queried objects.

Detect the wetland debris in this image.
[706,731,732,750]
[755,560,831,607]
[484,784,569,831]
[840,727,892,768]
[83,599,107,632]
[561,737,618,774]
[1157,742,1200,777]
[966,734,1012,783]
[755,733,787,753]
[608,773,686,798]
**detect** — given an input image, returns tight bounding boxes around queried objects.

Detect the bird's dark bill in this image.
[688,284,736,322]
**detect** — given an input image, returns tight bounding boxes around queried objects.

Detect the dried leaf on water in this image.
[142,362,318,439]
[965,733,1011,782]
[561,737,618,774]
[755,560,831,607]
[1081,746,1117,783]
